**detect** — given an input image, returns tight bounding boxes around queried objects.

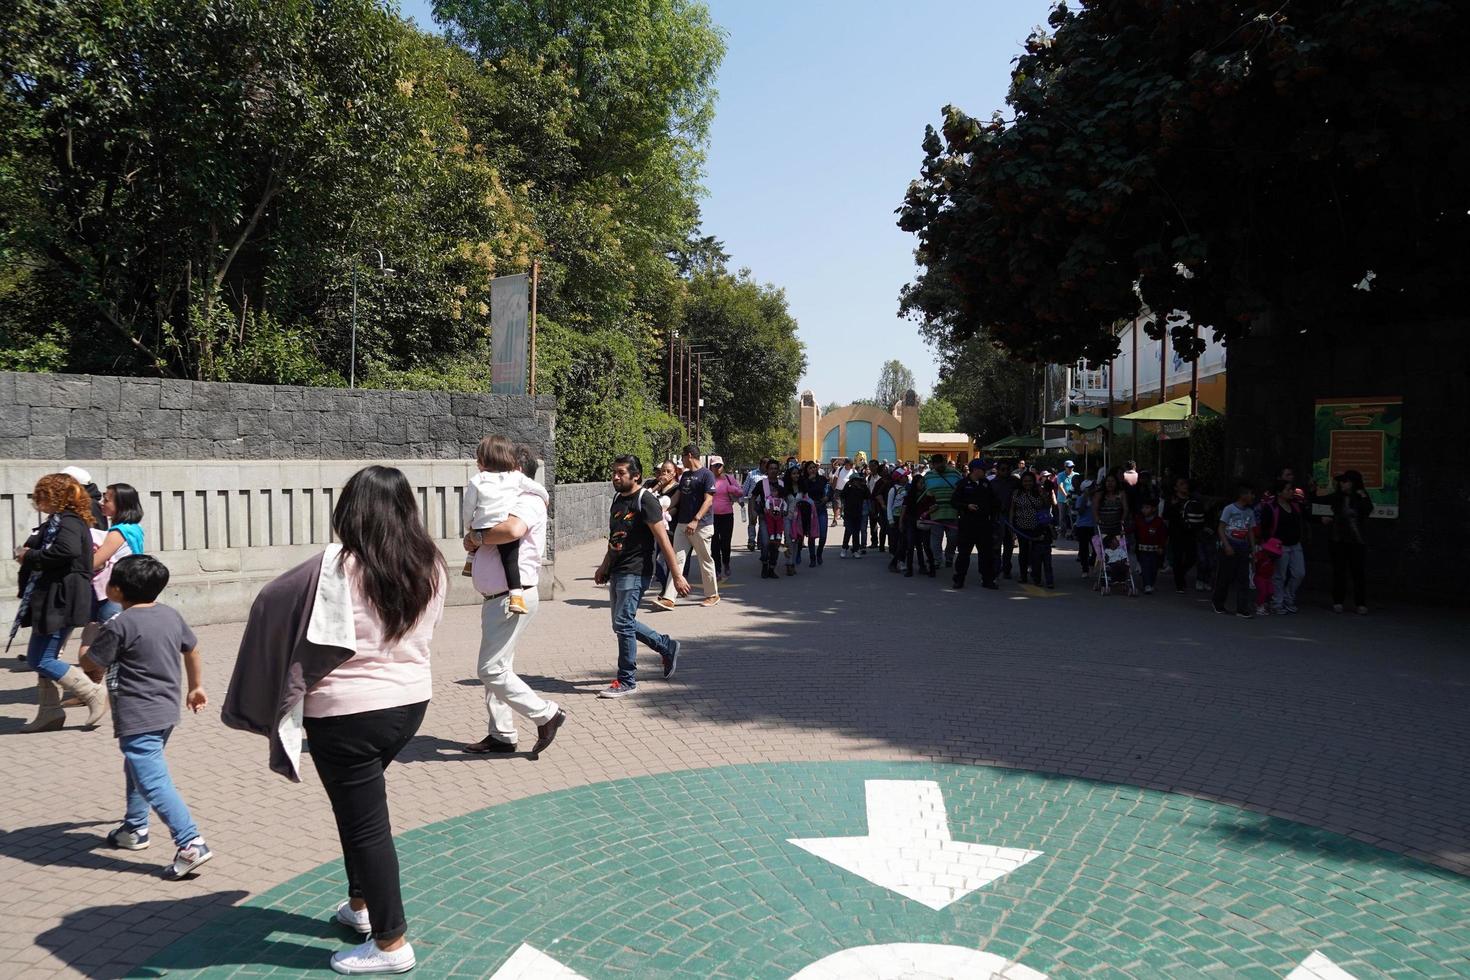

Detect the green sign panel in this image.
[1312,397,1402,518]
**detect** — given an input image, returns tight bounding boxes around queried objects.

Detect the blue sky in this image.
[398,0,1055,404]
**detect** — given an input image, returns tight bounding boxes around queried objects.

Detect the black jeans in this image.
[953,521,995,585]
[712,513,735,573]
[1330,540,1367,606]
[905,522,932,571]
[1076,529,1095,572]
[999,525,1016,575]
[1017,533,1054,586]
[1212,546,1252,614]
[1170,532,1197,590]
[305,700,427,942]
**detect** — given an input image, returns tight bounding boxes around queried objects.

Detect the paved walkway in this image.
[2,536,1468,977]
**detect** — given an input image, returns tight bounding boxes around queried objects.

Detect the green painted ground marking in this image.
[135,762,1470,978]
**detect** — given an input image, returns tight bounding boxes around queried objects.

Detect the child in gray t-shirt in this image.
[87,554,214,879]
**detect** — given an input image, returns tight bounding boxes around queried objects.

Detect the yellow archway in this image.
[799,390,920,462]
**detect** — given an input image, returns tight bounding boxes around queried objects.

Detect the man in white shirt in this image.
[462,440,565,757]
[832,458,854,525]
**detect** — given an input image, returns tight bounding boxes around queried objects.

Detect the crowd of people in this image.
[617,450,1377,620]
[8,439,1380,976]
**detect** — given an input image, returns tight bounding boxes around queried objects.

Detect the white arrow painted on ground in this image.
[1285,951,1360,980]
[787,780,1043,911]
[488,943,588,979]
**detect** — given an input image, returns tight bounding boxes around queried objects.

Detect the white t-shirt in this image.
[463,470,548,531]
[471,490,547,593]
[833,466,854,492]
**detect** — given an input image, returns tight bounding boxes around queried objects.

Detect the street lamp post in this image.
[350,248,395,389]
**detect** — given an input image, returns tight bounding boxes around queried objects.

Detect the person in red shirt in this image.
[1132,498,1168,594]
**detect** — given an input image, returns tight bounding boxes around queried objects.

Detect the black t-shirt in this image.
[673,467,716,527]
[1271,504,1303,547]
[608,489,665,578]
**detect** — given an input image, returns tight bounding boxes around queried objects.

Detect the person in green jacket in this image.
[919,454,961,572]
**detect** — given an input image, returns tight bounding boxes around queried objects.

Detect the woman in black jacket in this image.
[1324,469,1374,614]
[12,473,109,731]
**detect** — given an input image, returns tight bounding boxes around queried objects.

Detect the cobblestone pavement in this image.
[2,536,1468,978]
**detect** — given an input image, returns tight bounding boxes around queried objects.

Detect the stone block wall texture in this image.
[0,370,556,476]
[1,372,560,624]
[553,481,614,556]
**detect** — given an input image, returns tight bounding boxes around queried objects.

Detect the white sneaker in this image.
[1356,605,1368,615]
[1255,604,1269,616]
[1194,580,1207,592]
[330,939,415,975]
[1332,604,1344,613]
[1143,586,1153,594]
[335,900,372,936]
[840,549,849,559]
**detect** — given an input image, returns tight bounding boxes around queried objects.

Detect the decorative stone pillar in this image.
[799,390,819,461]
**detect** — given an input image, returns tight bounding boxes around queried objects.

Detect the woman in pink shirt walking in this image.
[304,467,447,975]
[708,456,744,580]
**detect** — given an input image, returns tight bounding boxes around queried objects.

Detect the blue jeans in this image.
[121,728,200,847]
[27,628,73,681]
[611,573,670,689]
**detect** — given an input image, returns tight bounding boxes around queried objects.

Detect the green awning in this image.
[983,433,1048,451]
[1040,414,1136,436]
[1117,396,1222,422]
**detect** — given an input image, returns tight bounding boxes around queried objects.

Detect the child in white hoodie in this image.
[462,438,549,615]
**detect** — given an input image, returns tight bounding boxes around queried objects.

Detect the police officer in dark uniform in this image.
[951,459,1000,590]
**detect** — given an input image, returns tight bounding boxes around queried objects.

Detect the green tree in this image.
[917,395,958,433]
[675,268,806,455]
[930,332,1029,445]
[898,0,1470,364]
[874,359,916,409]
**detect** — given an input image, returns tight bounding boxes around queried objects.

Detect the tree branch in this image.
[211,170,280,294]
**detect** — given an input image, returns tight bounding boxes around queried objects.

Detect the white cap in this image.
[708,455,724,467]
[60,465,92,486]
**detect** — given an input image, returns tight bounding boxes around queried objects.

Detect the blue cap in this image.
[968,458,985,470]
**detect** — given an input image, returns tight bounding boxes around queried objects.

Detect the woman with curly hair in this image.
[10,473,109,731]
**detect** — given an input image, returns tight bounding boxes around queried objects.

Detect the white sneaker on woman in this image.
[330,939,415,975]
[334,900,372,936]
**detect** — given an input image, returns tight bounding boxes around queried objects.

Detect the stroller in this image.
[1092,532,1138,597]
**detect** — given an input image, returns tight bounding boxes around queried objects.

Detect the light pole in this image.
[350,248,395,389]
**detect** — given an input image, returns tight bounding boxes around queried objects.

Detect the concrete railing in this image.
[0,458,544,627]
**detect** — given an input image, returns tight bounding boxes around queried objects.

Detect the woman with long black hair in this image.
[225,465,445,975]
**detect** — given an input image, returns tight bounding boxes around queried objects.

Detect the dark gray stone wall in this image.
[1224,319,1469,604]
[553,481,613,554]
[0,371,556,480]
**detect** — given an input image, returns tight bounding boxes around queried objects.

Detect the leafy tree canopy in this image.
[898,0,1470,365]
[917,395,959,433]
[874,359,915,409]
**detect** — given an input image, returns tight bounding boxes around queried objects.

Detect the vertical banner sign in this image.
[490,273,529,395]
[1312,397,1402,518]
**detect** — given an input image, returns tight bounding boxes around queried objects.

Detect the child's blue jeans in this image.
[121,728,200,847]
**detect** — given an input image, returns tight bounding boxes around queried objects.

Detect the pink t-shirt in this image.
[303,557,446,718]
[710,475,744,516]
[471,490,546,596]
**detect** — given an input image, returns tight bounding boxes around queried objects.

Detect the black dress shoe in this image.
[532,709,567,757]
[463,736,517,754]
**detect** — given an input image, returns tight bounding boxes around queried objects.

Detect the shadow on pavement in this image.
[0,821,171,877]
[35,889,342,978]
[593,538,1470,874]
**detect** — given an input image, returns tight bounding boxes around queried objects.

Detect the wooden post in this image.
[667,335,674,415]
[1131,319,1139,464]
[529,260,539,396]
[695,353,702,445]
[1190,323,1200,417]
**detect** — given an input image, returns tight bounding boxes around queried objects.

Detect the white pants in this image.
[662,523,718,600]
[476,591,558,745]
